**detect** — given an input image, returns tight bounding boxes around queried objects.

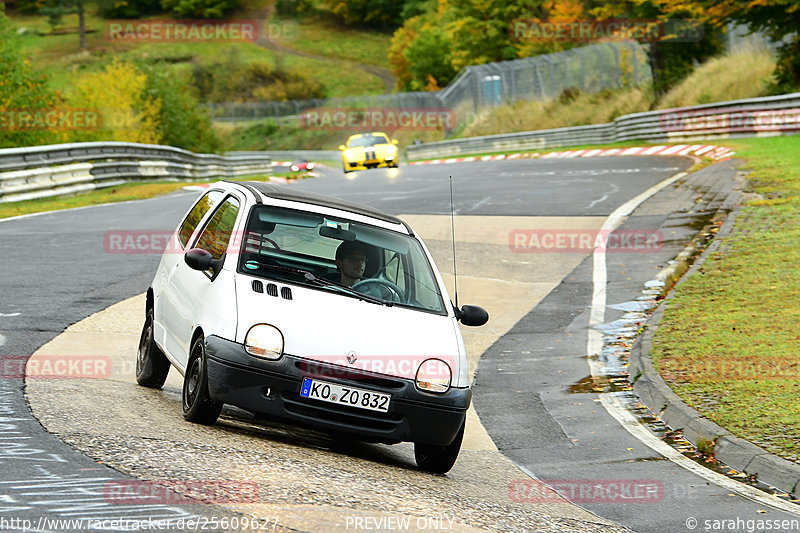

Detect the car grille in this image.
[282,391,403,432]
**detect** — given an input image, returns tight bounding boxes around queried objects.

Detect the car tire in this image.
[135,307,170,388]
[182,336,222,425]
[414,419,465,474]
[343,165,350,174]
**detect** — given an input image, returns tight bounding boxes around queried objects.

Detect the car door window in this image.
[194,195,241,276]
[178,190,224,248]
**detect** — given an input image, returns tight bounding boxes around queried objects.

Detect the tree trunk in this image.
[78,1,86,50]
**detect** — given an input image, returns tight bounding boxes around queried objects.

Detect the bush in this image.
[322,0,403,30]
[0,8,60,148]
[768,37,800,95]
[189,51,326,103]
[275,0,313,16]
[68,58,162,144]
[160,0,242,19]
[96,0,163,18]
[140,63,221,153]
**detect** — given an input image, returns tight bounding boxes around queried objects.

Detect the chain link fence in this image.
[205,41,652,131]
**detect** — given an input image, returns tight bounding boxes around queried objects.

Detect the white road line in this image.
[586,171,800,515]
[0,334,5,347]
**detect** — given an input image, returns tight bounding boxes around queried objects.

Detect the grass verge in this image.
[0,175,288,220]
[651,135,800,463]
[9,11,384,99]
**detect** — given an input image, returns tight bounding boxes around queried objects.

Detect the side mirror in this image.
[338,145,346,151]
[392,139,399,145]
[456,305,488,327]
[185,248,220,272]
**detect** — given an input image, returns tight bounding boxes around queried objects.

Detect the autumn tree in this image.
[589,0,723,96]
[68,59,162,144]
[652,0,800,93]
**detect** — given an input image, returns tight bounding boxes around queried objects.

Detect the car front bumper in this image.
[343,157,398,171]
[204,335,470,446]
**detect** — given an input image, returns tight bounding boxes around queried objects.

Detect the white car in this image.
[136,180,488,473]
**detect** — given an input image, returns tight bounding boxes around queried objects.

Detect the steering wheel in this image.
[352,278,405,303]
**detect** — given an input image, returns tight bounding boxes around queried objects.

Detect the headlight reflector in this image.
[245,324,284,360]
[415,358,451,393]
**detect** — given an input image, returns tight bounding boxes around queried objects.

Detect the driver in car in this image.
[334,241,368,287]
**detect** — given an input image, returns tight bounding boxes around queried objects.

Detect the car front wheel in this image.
[135,307,170,388]
[182,336,222,425]
[414,419,465,474]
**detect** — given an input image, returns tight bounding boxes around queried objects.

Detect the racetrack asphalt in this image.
[3,156,798,532]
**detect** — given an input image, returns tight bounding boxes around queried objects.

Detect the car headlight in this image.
[415,358,451,393]
[245,324,284,360]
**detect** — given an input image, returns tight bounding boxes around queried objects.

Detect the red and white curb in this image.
[408,144,734,166]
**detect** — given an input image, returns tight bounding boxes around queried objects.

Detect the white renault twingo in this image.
[136,181,488,473]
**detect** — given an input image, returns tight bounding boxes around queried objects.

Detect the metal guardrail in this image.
[0,142,272,203]
[227,150,341,162]
[407,92,800,160]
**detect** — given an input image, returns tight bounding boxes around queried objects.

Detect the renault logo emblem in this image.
[347,351,357,365]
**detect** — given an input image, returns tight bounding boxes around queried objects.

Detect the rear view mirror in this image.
[320,225,356,241]
[338,145,346,150]
[185,248,220,272]
[457,305,488,327]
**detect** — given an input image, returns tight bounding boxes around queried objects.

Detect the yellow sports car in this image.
[338,132,399,173]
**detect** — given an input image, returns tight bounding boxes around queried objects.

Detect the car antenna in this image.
[449,175,460,315]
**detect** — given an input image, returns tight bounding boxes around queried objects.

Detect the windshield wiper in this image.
[246,260,390,306]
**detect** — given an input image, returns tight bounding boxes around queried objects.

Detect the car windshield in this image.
[237,205,446,314]
[348,135,389,148]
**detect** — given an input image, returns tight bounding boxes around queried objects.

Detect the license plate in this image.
[300,377,391,413]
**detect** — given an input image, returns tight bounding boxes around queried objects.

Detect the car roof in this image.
[347,132,389,140]
[234,181,408,229]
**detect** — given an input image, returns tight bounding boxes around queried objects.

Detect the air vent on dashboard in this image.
[266,283,279,297]
[281,287,293,300]
[252,280,264,293]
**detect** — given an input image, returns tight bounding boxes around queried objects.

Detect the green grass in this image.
[0,174,294,220]
[271,15,391,67]
[657,46,776,109]
[9,11,384,99]
[651,135,800,463]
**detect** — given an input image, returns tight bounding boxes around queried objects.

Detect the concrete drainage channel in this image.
[588,166,800,502]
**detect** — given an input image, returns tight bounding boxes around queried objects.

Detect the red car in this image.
[290,159,315,172]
